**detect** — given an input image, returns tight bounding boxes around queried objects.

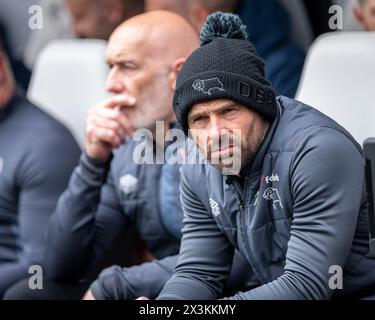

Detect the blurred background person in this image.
[0,38,80,298]
[5,0,144,72]
[146,0,240,32]
[353,0,375,30]
[146,0,306,98]
[65,0,144,39]
[239,0,305,98]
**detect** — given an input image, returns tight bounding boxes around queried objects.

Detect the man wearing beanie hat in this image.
[156,13,375,300]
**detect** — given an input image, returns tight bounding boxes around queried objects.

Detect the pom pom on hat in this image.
[200,12,248,46]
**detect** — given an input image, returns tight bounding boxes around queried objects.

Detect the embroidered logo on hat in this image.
[192,78,225,96]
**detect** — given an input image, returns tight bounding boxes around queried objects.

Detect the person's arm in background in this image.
[0,128,80,297]
[157,167,234,300]
[43,153,129,282]
[44,95,135,283]
[88,255,179,300]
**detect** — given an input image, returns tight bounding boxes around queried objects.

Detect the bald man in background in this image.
[65,0,144,39]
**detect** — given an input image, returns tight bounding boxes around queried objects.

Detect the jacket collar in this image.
[240,100,282,178]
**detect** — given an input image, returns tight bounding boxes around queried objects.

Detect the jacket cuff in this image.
[89,280,106,300]
[76,153,113,187]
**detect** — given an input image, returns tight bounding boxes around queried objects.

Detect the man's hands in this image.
[83,289,96,300]
[82,289,150,300]
[85,95,136,161]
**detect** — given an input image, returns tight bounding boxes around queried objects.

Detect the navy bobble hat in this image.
[174,12,277,133]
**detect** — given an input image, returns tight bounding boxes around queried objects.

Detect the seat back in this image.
[296,32,375,146]
[27,39,109,146]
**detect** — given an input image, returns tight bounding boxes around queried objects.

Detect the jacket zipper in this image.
[231,178,265,283]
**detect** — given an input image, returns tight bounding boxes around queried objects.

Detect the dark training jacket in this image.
[158,96,375,300]
[43,140,182,282]
[44,131,254,300]
[0,91,80,297]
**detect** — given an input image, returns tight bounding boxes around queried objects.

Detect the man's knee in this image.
[3,278,39,300]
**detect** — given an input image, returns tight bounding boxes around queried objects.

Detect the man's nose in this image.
[207,117,227,142]
[105,68,125,94]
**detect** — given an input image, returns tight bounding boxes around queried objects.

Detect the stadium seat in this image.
[27,39,109,146]
[296,32,375,146]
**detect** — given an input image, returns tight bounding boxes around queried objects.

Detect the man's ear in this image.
[353,4,366,29]
[169,58,186,91]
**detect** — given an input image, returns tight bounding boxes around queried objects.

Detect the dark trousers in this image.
[3,279,90,300]
[3,251,253,300]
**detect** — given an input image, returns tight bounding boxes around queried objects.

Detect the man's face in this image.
[105,28,175,132]
[357,0,375,31]
[65,0,114,39]
[188,99,270,175]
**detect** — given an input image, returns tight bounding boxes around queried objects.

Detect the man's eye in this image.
[120,63,136,70]
[223,108,237,115]
[193,116,208,123]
